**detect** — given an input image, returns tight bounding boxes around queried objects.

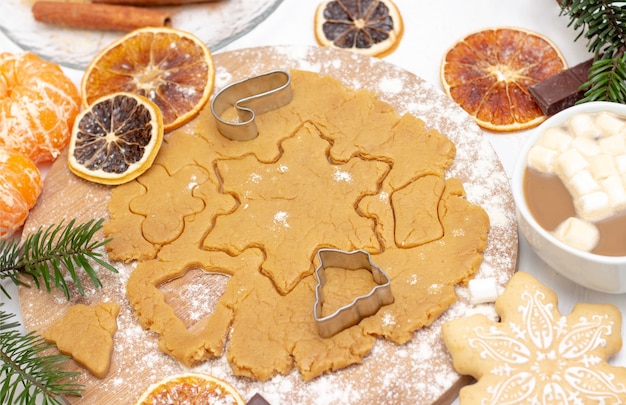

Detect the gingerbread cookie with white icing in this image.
[442,271,626,403]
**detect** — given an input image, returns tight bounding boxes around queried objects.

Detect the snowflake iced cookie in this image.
[442,271,626,404]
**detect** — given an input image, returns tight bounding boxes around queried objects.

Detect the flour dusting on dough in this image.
[19,45,517,405]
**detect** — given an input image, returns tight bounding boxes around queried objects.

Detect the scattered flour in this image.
[21,45,517,405]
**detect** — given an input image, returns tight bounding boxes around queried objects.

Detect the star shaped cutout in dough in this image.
[202,122,389,294]
[442,271,626,404]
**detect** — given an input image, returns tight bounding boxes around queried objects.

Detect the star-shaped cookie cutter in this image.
[210,70,293,141]
[313,249,394,338]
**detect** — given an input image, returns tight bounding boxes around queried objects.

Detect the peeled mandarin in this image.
[0,147,43,239]
[0,52,80,163]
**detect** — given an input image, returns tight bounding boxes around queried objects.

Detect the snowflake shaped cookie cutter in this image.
[313,248,394,338]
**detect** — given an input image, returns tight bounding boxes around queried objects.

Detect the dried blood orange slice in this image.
[0,52,80,164]
[67,92,163,185]
[441,27,567,132]
[135,373,245,405]
[81,27,215,132]
[314,0,404,57]
[0,147,43,239]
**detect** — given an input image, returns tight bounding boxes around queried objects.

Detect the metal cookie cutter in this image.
[210,70,293,141]
[313,249,394,338]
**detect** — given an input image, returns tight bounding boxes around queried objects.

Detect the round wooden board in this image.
[19,45,517,404]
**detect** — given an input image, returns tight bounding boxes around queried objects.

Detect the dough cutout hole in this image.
[159,269,230,332]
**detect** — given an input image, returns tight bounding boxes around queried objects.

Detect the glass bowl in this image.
[0,0,283,70]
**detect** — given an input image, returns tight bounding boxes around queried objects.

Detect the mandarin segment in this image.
[81,27,215,132]
[0,187,29,240]
[0,52,80,163]
[0,147,43,239]
[441,27,567,132]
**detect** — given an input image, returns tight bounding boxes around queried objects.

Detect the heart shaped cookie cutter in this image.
[210,70,293,141]
[313,248,394,338]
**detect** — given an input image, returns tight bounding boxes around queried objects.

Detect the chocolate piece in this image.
[247,393,272,405]
[529,58,593,116]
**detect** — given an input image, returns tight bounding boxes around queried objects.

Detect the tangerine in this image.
[0,147,43,239]
[81,27,215,132]
[0,52,81,163]
[440,27,567,132]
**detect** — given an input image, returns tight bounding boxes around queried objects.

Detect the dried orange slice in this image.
[81,27,214,132]
[314,0,404,57]
[0,52,81,164]
[67,92,163,185]
[440,27,567,132]
[0,147,43,239]
[135,373,245,405]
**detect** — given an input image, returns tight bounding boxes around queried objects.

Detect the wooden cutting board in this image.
[19,45,517,404]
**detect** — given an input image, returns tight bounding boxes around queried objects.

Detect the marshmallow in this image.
[552,217,600,252]
[589,154,618,180]
[555,148,589,179]
[572,136,601,157]
[529,111,626,228]
[536,127,572,152]
[575,191,611,221]
[615,155,626,174]
[601,175,626,211]
[569,113,601,138]
[595,111,625,136]
[527,145,557,174]
[468,278,500,305]
[599,134,626,155]
[568,170,601,197]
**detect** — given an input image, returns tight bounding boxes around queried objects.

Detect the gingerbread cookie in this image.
[43,302,120,379]
[442,271,626,403]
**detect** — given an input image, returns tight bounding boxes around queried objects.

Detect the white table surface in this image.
[1,0,625,401]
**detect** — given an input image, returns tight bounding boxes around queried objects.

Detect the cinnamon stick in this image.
[32,1,172,32]
[93,0,220,5]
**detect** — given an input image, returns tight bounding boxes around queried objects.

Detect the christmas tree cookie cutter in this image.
[313,248,394,338]
[210,70,293,141]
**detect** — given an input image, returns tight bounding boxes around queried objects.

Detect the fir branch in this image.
[558,0,626,103]
[0,219,117,301]
[581,53,626,103]
[0,305,83,404]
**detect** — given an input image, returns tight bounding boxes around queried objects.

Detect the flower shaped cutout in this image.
[443,271,626,404]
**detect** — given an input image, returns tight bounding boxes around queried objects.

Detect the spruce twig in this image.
[0,219,117,300]
[0,305,83,404]
[558,0,626,103]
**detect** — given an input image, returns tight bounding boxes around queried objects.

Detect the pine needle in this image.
[558,0,626,103]
[0,219,117,300]
[0,306,83,404]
